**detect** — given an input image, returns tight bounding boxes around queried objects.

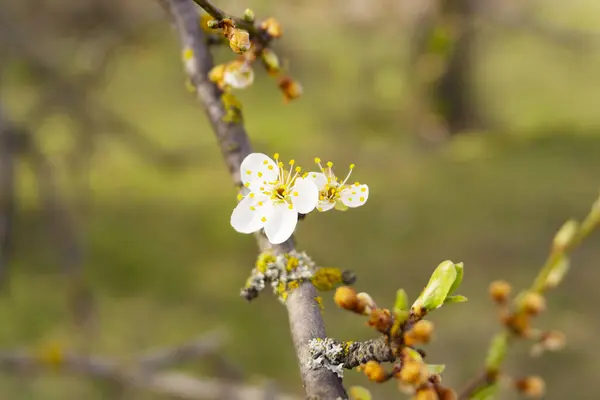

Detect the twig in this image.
[0,350,301,400]
[137,329,226,372]
[189,0,272,46]
[163,1,348,398]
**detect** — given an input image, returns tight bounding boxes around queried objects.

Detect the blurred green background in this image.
[1,0,599,399]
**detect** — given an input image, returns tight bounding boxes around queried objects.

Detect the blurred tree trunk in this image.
[409,0,482,143]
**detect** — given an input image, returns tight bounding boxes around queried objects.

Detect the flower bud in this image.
[334,286,365,314]
[278,77,303,103]
[522,292,546,316]
[515,376,545,398]
[367,308,393,332]
[362,360,387,382]
[545,256,570,289]
[229,29,251,54]
[348,386,372,400]
[438,387,458,400]
[223,60,254,89]
[260,17,283,38]
[531,330,567,357]
[243,8,255,22]
[415,388,438,400]
[357,292,377,311]
[397,360,428,386]
[261,48,281,76]
[489,280,511,304]
[406,320,434,344]
[553,219,579,251]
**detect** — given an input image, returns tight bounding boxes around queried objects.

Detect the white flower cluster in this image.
[306,337,345,378]
[240,250,316,303]
[231,153,369,244]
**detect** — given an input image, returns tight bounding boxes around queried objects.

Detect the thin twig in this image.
[137,329,226,372]
[163,1,348,398]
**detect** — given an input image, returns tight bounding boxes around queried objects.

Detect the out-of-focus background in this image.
[1,0,599,399]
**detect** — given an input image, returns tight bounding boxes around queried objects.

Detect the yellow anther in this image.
[268,165,274,170]
[250,206,256,210]
[278,162,283,167]
[349,163,355,169]
[258,172,263,177]
[258,201,264,206]
[244,182,250,187]
[326,161,333,168]
[302,172,308,178]
[261,217,267,222]
[274,153,280,160]
[293,191,299,196]
[295,166,302,173]
[361,187,366,192]
[246,170,252,174]
[249,193,255,198]
[289,159,295,165]
[237,194,243,201]
[360,197,365,202]
[263,160,268,165]
[288,204,294,209]
[354,182,360,186]
[314,157,321,164]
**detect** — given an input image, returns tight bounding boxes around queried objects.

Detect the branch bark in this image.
[163,1,348,398]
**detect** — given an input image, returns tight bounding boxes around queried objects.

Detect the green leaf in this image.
[485,332,509,371]
[411,260,458,314]
[443,295,468,305]
[448,262,464,295]
[426,364,446,375]
[394,289,409,314]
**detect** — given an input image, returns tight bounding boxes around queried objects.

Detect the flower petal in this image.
[291,177,319,214]
[317,201,336,212]
[305,171,328,189]
[240,153,279,186]
[264,203,298,244]
[231,194,273,234]
[224,61,255,89]
[340,184,369,208]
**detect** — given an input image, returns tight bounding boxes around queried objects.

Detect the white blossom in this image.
[231,153,318,244]
[306,158,369,212]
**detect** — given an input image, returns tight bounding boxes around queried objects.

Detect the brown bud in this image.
[522,292,546,316]
[515,376,545,398]
[415,387,439,400]
[397,360,427,386]
[437,387,457,400]
[489,280,511,304]
[540,330,566,351]
[260,17,283,38]
[278,77,303,103]
[334,286,365,314]
[363,360,387,383]
[367,308,393,333]
[408,320,434,344]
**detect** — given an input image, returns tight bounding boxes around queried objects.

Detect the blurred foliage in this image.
[1,0,600,399]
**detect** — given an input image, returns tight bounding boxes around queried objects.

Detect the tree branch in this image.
[163,0,348,398]
[189,0,272,46]
[0,350,300,400]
